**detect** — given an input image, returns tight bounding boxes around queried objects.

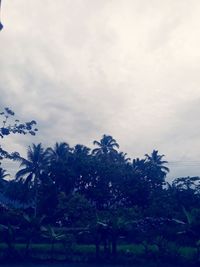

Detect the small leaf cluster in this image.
[0,107,38,138]
[0,147,21,161]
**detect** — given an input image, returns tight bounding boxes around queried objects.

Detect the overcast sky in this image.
[1,0,200,180]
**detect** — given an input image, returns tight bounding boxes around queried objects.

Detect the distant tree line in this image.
[1,107,200,263]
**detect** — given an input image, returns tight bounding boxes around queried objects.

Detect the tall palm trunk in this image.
[25,238,31,256]
[51,240,55,260]
[33,172,40,217]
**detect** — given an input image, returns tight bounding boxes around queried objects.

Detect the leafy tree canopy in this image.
[0,107,38,161]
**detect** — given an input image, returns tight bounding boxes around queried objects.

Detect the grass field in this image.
[0,242,197,257]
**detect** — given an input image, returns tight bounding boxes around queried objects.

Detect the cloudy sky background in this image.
[1,0,200,180]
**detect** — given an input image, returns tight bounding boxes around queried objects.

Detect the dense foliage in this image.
[1,108,200,265]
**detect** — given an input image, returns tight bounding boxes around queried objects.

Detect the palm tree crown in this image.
[92,135,119,157]
[145,150,169,174]
[15,143,47,185]
[46,142,74,194]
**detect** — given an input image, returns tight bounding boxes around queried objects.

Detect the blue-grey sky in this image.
[1,0,200,179]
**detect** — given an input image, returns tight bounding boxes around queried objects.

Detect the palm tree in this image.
[73,144,90,156]
[15,143,47,216]
[46,142,74,194]
[92,134,119,157]
[145,150,169,173]
[90,136,120,208]
[22,214,45,255]
[0,223,19,254]
[42,225,66,258]
[46,142,71,163]
[145,150,169,188]
[115,152,130,164]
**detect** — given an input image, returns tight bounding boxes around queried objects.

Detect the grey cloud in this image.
[1,1,200,180]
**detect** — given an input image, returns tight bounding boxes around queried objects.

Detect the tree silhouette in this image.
[92,134,119,158]
[46,142,74,194]
[0,107,38,162]
[15,143,47,216]
[145,150,169,173]
[0,107,37,138]
[145,150,169,188]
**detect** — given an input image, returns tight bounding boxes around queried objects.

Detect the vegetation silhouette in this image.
[1,108,200,265]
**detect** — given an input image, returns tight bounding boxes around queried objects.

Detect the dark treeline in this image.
[2,137,172,216]
[1,108,200,264]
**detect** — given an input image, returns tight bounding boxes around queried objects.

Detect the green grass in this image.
[75,244,96,253]
[118,244,144,254]
[0,242,198,262]
[179,246,197,260]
